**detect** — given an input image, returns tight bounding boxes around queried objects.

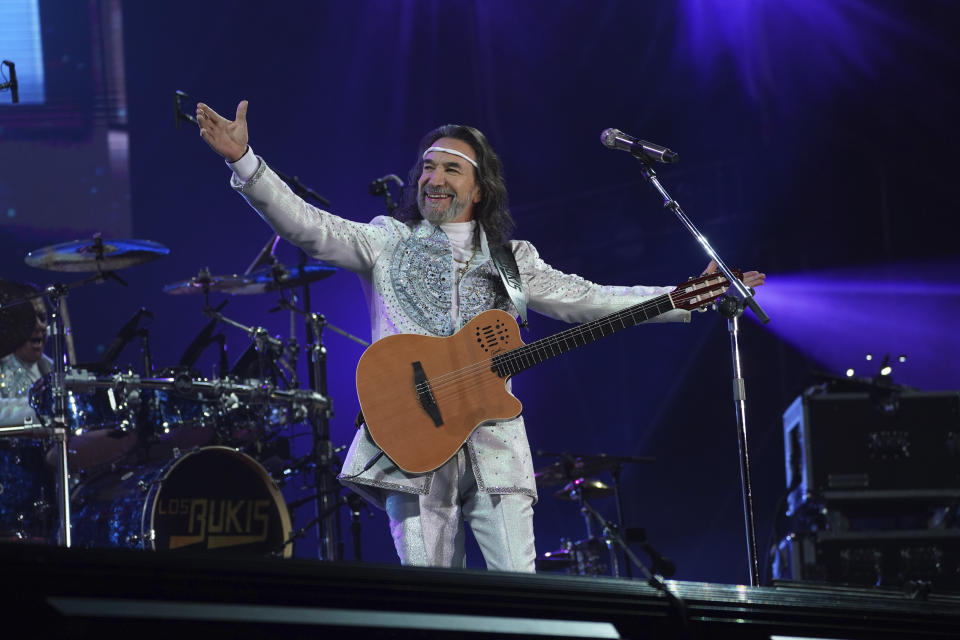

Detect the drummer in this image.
[0,281,51,425]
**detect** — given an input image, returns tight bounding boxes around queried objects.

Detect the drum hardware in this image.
[199,303,300,388]
[87,306,154,376]
[533,452,654,487]
[178,300,229,374]
[535,451,668,580]
[30,369,144,473]
[9,229,351,558]
[278,295,370,561]
[554,477,615,502]
[538,537,607,575]
[16,235,172,546]
[557,473,619,577]
[177,237,365,560]
[162,238,349,557]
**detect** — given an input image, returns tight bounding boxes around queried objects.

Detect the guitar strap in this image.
[489,243,528,329]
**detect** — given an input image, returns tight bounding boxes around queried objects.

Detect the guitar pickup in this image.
[412,361,443,427]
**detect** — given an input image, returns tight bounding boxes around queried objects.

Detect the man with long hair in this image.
[196,101,764,571]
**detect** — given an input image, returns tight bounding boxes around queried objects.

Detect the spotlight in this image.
[846,368,855,377]
[880,366,893,376]
[898,355,907,363]
[865,354,873,361]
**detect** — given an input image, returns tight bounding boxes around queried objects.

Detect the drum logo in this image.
[157,498,272,550]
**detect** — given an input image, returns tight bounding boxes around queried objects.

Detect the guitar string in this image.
[422,289,727,410]
[411,279,727,396]
[415,293,671,394]
[414,282,723,397]
[363,280,730,431]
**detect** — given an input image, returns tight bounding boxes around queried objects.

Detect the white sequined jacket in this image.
[0,353,53,426]
[232,158,689,508]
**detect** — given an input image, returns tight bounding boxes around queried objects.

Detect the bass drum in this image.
[71,446,291,557]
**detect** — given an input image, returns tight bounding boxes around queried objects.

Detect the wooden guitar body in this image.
[356,310,524,473]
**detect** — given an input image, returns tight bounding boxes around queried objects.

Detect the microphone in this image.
[600,128,678,164]
[368,174,404,196]
[174,89,197,129]
[100,307,153,365]
[1,61,18,104]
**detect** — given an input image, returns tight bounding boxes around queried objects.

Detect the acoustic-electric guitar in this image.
[356,270,739,474]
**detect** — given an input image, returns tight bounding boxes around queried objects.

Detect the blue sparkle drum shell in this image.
[0,436,52,541]
[29,371,138,470]
[70,446,292,557]
[139,386,216,457]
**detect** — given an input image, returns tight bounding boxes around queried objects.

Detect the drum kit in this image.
[533,452,675,579]
[0,234,354,559]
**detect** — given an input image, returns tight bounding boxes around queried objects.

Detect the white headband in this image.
[423,146,479,169]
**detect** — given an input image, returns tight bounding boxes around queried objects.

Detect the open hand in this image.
[701,259,766,290]
[196,100,249,162]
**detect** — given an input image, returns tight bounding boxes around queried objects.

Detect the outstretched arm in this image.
[196,100,249,162]
[195,100,391,272]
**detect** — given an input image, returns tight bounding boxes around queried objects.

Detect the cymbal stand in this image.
[577,498,689,627]
[608,463,632,579]
[570,485,620,577]
[275,292,369,561]
[202,306,294,385]
[9,271,122,546]
[46,285,71,547]
[346,492,370,561]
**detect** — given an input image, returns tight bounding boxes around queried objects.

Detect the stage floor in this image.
[2,543,959,639]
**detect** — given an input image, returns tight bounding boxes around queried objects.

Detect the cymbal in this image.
[164,263,337,296]
[554,478,614,501]
[0,280,37,359]
[228,263,338,295]
[534,453,655,487]
[25,237,169,272]
[163,272,253,295]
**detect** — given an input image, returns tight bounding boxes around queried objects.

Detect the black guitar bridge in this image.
[412,361,443,427]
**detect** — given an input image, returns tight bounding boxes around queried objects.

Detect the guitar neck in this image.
[492,291,676,377]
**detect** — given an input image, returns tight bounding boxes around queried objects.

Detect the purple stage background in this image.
[1,0,958,582]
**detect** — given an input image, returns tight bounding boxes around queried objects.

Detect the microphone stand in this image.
[276,164,337,562]
[633,155,769,587]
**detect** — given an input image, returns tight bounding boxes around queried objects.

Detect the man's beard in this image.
[418,187,469,223]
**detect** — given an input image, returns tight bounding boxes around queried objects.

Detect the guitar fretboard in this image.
[491,292,675,377]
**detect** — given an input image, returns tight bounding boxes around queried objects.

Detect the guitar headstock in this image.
[670,269,744,311]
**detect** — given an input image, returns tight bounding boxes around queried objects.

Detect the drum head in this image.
[147,447,291,557]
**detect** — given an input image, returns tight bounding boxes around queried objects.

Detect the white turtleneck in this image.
[439,219,478,325]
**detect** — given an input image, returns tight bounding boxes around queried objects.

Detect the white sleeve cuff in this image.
[227,145,258,182]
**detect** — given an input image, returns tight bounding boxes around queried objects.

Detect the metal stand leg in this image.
[48,291,72,547]
[53,425,71,547]
[726,312,760,585]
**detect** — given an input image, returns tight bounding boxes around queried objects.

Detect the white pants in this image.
[385,448,536,572]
